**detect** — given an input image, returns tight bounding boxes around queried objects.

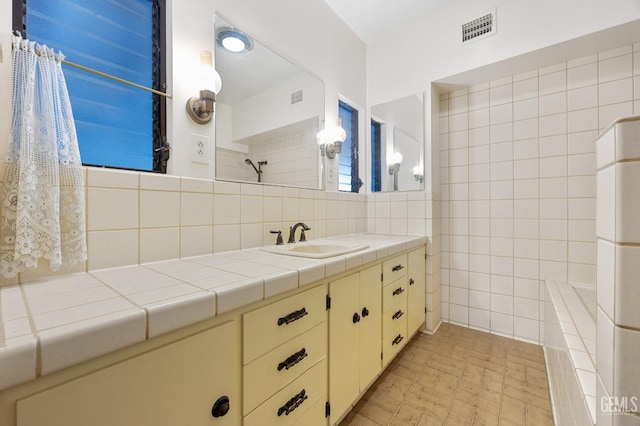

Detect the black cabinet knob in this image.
[211,396,230,418]
[362,307,369,317]
[352,312,361,323]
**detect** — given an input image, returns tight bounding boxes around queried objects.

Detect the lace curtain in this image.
[0,35,87,278]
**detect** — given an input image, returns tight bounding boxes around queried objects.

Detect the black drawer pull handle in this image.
[277,308,308,326]
[392,287,405,296]
[392,335,404,345]
[409,278,415,286]
[277,389,308,416]
[362,307,369,317]
[392,310,404,320]
[392,264,404,272]
[277,348,307,371]
[353,312,361,323]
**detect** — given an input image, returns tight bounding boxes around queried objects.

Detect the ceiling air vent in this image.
[462,9,496,43]
[291,89,303,105]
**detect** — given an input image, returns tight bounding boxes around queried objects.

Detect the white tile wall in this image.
[0,168,368,284]
[596,115,640,421]
[439,44,640,344]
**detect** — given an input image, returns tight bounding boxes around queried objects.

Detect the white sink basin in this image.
[261,241,369,259]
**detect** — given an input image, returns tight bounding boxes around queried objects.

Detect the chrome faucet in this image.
[288,222,310,243]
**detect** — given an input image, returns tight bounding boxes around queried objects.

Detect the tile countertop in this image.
[0,233,426,391]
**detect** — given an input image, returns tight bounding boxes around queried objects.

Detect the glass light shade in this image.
[334,126,346,143]
[413,164,423,175]
[316,128,327,146]
[198,50,223,94]
[392,151,403,165]
[222,36,246,53]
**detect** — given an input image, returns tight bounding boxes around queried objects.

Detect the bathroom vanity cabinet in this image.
[15,321,241,426]
[327,264,382,423]
[407,246,427,337]
[242,285,328,426]
[0,242,426,426]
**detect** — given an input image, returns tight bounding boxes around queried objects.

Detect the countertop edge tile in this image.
[213,278,264,315]
[38,308,146,376]
[0,335,37,390]
[146,292,216,339]
[263,270,299,299]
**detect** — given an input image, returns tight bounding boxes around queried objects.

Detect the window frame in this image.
[338,99,362,193]
[12,0,168,173]
[370,119,382,192]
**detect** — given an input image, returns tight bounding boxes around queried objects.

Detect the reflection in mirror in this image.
[214,16,325,189]
[370,93,424,192]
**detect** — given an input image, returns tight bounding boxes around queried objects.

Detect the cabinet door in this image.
[17,321,240,426]
[408,246,427,335]
[359,264,382,390]
[328,273,360,423]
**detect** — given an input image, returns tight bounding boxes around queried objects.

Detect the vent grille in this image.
[462,11,495,43]
[291,90,303,105]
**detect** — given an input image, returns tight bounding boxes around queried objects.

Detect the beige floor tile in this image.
[339,324,553,426]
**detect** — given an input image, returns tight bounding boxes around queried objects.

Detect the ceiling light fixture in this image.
[216,28,253,53]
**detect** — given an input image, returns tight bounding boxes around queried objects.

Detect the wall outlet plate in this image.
[190,133,209,164]
[327,163,335,184]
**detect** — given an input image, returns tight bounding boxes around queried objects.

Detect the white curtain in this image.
[0,35,87,278]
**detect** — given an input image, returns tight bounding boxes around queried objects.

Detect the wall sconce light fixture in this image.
[413,164,424,183]
[317,118,347,159]
[388,151,403,191]
[186,50,223,125]
[388,151,403,175]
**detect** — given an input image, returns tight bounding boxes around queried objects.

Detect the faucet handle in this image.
[270,230,284,245]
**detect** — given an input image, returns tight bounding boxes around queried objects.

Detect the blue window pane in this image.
[371,120,381,192]
[27,0,154,171]
[339,100,359,192]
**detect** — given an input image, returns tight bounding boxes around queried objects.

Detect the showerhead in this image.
[244,158,259,174]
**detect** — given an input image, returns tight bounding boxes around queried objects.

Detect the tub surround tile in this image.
[594,117,640,422]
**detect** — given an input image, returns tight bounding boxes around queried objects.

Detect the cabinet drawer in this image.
[244,358,327,426]
[244,285,326,364]
[382,319,407,365]
[382,276,407,311]
[383,298,407,333]
[382,254,407,286]
[292,393,327,426]
[244,322,327,415]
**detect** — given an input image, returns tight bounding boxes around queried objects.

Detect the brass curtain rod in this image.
[61,59,172,99]
[12,40,172,99]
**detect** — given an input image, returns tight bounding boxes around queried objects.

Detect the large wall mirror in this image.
[214,16,325,189]
[370,93,424,192]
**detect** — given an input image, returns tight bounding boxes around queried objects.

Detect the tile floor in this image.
[340,323,554,425]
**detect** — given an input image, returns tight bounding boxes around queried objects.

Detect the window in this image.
[338,100,361,193]
[13,0,167,173]
[370,119,382,192]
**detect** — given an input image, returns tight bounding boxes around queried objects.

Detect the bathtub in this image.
[544,280,596,426]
